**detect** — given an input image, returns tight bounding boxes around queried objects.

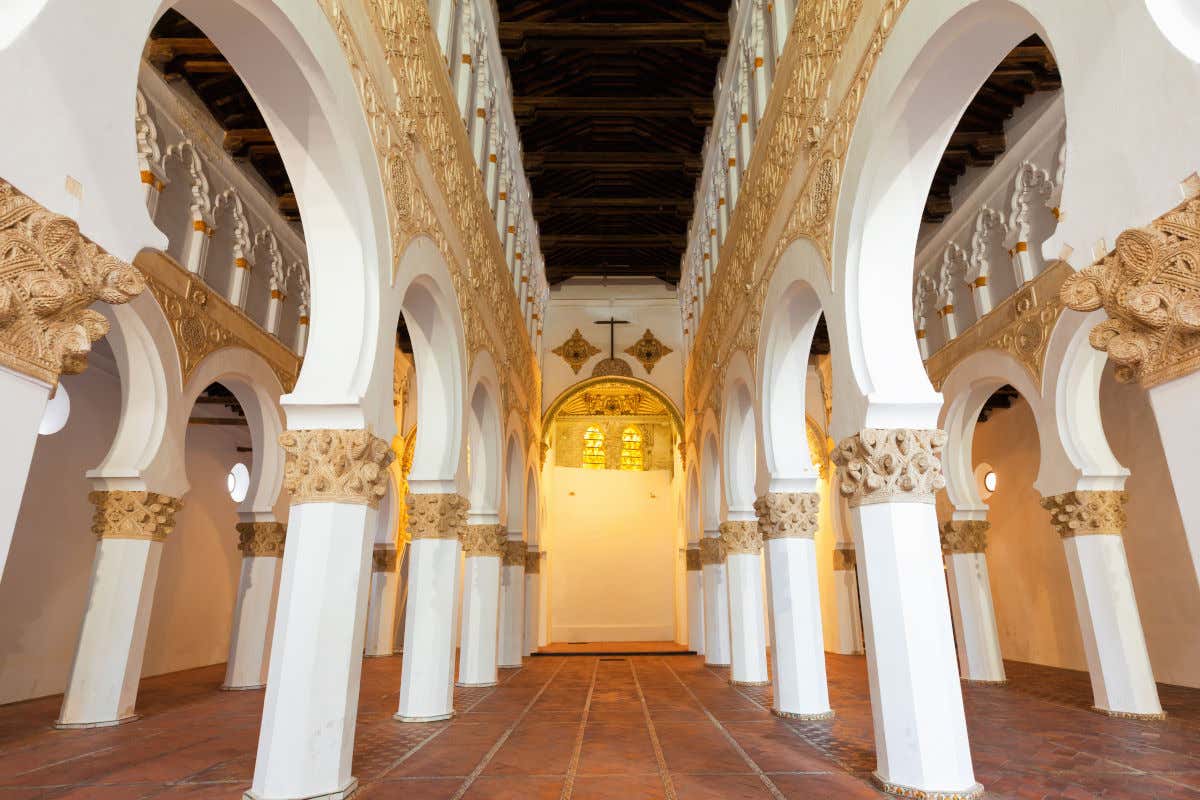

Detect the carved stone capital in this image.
[698,537,725,565]
[685,547,702,571]
[407,493,469,541]
[940,520,990,555]
[0,179,146,387]
[830,429,947,507]
[279,429,394,508]
[719,520,762,555]
[236,521,286,557]
[89,490,182,543]
[503,539,528,567]
[460,523,507,557]
[753,492,819,540]
[832,547,856,571]
[372,545,399,572]
[524,550,542,574]
[1040,490,1127,539]
[1061,195,1200,387]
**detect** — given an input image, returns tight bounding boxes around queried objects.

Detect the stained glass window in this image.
[582,425,606,469]
[619,426,644,471]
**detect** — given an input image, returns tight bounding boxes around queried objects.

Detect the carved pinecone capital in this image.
[940,520,990,555]
[685,547,702,571]
[407,493,469,540]
[372,544,399,572]
[460,523,507,557]
[830,429,947,507]
[719,520,762,555]
[279,429,394,508]
[698,536,725,565]
[1061,195,1200,387]
[832,546,856,571]
[0,180,146,386]
[236,521,286,557]
[1040,490,1127,538]
[753,492,819,540]
[503,539,528,567]
[524,549,542,574]
[89,490,182,543]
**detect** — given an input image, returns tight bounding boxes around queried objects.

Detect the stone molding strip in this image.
[831,429,947,507]
[407,493,470,541]
[1040,490,1127,539]
[280,429,394,508]
[89,490,182,543]
[236,521,286,557]
[754,492,819,540]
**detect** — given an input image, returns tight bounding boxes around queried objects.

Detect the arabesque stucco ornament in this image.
[1040,490,1127,538]
[89,490,182,543]
[624,328,673,373]
[940,520,990,555]
[236,521,286,557]
[279,429,394,508]
[460,523,507,557]
[754,492,820,540]
[719,520,763,555]
[407,493,469,540]
[552,328,601,374]
[831,429,947,507]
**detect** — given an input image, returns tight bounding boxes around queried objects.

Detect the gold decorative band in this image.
[460,523,507,557]
[89,490,182,543]
[503,539,527,567]
[236,521,286,557]
[719,520,761,555]
[685,548,701,571]
[279,429,394,508]
[754,492,819,540]
[372,545,398,572]
[698,537,725,565]
[940,520,990,555]
[407,493,470,540]
[1040,490,1127,538]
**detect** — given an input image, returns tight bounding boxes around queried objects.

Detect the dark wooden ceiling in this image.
[146,10,299,223]
[924,35,1061,224]
[498,0,730,285]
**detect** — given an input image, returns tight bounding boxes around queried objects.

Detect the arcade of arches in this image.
[1,2,1200,799]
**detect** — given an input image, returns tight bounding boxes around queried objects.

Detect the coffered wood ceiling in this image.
[498,0,730,285]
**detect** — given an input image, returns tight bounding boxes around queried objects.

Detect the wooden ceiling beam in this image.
[542,234,686,247]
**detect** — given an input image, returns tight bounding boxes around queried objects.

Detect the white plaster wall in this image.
[547,465,677,642]
[0,355,265,704]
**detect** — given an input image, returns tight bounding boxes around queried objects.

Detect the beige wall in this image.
[546,465,678,642]
[0,356,258,704]
[950,376,1200,688]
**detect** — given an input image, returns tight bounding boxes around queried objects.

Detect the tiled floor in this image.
[1,654,1198,798]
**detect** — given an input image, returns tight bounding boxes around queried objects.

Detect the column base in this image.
[772,708,834,721]
[393,711,455,723]
[730,679,770,687]
[871,773,984,800]
[362,653,395,659]
[220,683,267,692]
[1093,706,1167,721]
[960,677,1007,687]
[705,661,730,668]
[497,662,522,669]
[54,713,140,730]
[455,680,497,688]
[244,777,358,800]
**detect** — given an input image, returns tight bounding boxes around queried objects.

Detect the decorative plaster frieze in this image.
[407,493,469,540]
[279,429,394,508]
[830,429,947,507]
[754,492,820,540]
[939,520,990,555]
[236,521,286,557]
[1040,490,1127,539]
[89,490,182,543]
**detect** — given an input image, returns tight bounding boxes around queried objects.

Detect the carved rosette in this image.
[372,545,399,572]
[459,523,507,557]
[698,537,726,565]
[1061,195,1200,387]
[503,539,528,568]
[279,429,394,508]
[685,547,702,571]
[719,521,762,556]
[89,490,182,543]
[524,550,542,574]
[624,329,673,373]
[832,547,856,571]
[830,429,947,507]
[0,179,146,386]
[1040,490,1128,539]
[235,521,286,557]
[551,328,600,374]
[407,493,469,541]
[753,492,820,540]
[940,520,991,555]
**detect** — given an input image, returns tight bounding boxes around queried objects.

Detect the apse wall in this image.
[0,355,258,704]
[962,387,1200,688]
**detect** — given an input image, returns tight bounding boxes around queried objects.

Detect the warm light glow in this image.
[984,471,997,493]
[619,426,645,471]
[227,462,250,502]
[582,426,605,469]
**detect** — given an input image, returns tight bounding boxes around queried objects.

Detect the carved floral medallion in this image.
[624,329,673,374]
[552,328,601,374]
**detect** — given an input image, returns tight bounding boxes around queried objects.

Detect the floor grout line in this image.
[448,659,568,800]
[559,658,600,800]
[662,659,787,800]
[630,658,678,800]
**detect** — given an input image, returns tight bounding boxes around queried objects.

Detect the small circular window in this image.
[38,384,70,435]
[227,462,250,502]
[974,462,997,500]
[1146,0,1200,63]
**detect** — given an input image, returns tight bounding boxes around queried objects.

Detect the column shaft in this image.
[0,367,49,581]
[700,535,731,667]
[764,537,831,716]
[364,546,401,658]
[524,549,541,656]
[458,555,501,686]
[686,548,705,655]
[830,548,864,655]
[497,539,526,667]
[397,538,461,720]
[224,556,282,689]
[1148,375,1200,587]
[941,521,1004,684]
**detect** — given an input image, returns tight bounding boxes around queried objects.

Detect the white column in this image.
[941,520,1005,684]
[497,538,526,667]
[396,492,469,722]
[0,366,50,581]
[700,534,731,666]
[57,490,181,728]
[227,258,251,308]
[833,430,981,798]
[364,544,401,658]
[223,521,286,690]
[182,214,212,275]
[524,548,541,656]
[830,546,864,655]
[294,313,309,354]
[265,289,284,336]
[685,546,705,655]
[1043,491,1164,718]
[248,429,393,800]
[721,521,769,686]
[1148,373,1200,587]
[457,523,505,686]
[757,493,832,719]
